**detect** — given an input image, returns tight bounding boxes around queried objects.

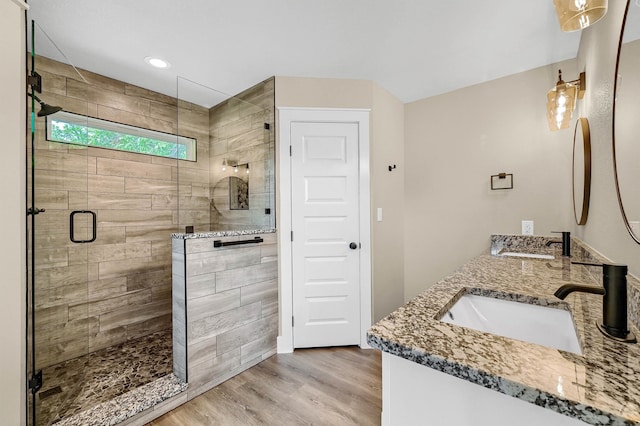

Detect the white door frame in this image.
[277,107,372,353]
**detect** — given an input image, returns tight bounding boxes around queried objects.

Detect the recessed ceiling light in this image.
[144,56,171,69]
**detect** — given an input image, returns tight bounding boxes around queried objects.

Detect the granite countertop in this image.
[367,236,640,425]
[171,228,276,239]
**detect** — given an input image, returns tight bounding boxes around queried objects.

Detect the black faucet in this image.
[545,231,571,257]
[554,262,636,343]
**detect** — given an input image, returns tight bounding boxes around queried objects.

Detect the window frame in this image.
[46,110,197,162]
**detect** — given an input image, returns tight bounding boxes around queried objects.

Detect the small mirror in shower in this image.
[229,175,249,210]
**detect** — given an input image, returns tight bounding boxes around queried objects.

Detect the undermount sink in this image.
[500,252,555,260]
[440,294,581,355]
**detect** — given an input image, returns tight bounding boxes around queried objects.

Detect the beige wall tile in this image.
[187,336,217,368]
[125,177,179,195]
[188,289,241,322]
[35,170,87,191]
[240,278,277,306]
[88,174,125,193]
[87,147,154,164]
[215,259,277,291]
[67,78,151,116]
[99,299,171,332]
[97,157,172,180]
[37,189,69,210]
[185,271,216,300]
[69,289,153,321]
[187,348,241,390]
[126,84,178,107]
[98,209,173,227]
[216,314,278,355]
[126,226,177,243]
[240,333,277,365]
[98,255,170,280]
[127,269,171,292]
[187,302,261,344]
[97,105,174,134]
[88,192,152,210]
[186,246,261,277]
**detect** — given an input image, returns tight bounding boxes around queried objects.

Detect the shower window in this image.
[46,110,197,161]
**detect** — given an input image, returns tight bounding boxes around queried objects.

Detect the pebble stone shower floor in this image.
[34,329,172,425]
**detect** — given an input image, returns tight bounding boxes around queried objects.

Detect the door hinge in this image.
[291,231,293,241]
[27,207,46,216]
[292,316,294,327]
[289,145,292,156]
[29,369,43,394]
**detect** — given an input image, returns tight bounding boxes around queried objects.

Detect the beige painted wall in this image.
[371,84,405,321]
[575,0,640,278]
[403,61,577,300]
[275,76,405,321]
[1,1,26,425]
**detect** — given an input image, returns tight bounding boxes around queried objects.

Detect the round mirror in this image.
[573,117,591,226]
[613,1,640,243]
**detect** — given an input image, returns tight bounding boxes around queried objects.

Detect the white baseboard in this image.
[277,335,293,353]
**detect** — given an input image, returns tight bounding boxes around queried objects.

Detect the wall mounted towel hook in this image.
[388,164,396,172]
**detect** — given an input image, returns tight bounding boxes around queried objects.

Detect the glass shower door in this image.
[27,19,91,426]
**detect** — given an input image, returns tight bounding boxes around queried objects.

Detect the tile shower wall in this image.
[208,77,275,231]
[172,232,278,397]
[32,56,210,368]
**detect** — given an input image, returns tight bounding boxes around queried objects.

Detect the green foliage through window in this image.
[46,111,196,161]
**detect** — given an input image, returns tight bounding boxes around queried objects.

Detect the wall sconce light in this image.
[233,162,250,174]
[223,159,249,174]
[553,0,608,32]
[547,69,586,131]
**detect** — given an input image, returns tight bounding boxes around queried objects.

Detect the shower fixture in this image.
[28,93,62,117]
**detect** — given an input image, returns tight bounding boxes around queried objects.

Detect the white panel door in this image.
[291,121,361,348]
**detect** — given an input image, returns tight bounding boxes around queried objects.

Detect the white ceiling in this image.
[27,0,583,107]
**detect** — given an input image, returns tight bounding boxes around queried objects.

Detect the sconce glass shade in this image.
[547,74,578,131]
[553,0,608,32]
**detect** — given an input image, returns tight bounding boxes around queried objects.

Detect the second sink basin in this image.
[440,294,581,355]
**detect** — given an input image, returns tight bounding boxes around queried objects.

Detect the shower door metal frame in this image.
[26,18,93,425]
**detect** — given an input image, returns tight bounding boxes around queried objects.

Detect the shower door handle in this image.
[70,210,97,243]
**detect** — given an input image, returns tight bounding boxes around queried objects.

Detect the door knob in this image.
[349,242,358,250]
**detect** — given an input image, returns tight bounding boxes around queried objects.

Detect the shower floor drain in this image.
[39,385,62,400]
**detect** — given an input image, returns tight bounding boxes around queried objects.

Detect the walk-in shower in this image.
[26,16,275,425]
[26,20,179,425]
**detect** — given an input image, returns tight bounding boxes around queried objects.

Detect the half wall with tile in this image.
[172,231,278,398]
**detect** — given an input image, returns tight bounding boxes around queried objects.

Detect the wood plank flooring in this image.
[148,346,382,426]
